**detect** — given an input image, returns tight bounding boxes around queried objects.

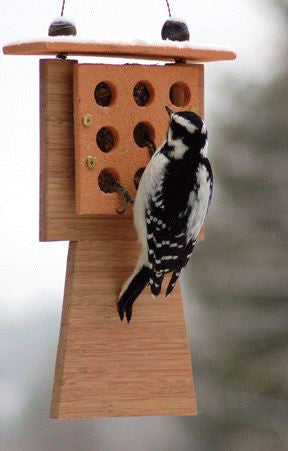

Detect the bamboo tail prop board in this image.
[51,240,197,417]
[3,42,236,418]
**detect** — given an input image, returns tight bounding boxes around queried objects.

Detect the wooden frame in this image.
[3,40,235,418]
[41,58,198,418]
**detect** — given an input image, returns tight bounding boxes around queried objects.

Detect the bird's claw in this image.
[114,183,134,215]
[144,139,156,157]
[116,192,129,215]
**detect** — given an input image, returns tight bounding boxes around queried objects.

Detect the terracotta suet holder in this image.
[3,2,235,418]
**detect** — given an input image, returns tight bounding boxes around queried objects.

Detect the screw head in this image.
[83,114,93,127]
[86,156,97,169]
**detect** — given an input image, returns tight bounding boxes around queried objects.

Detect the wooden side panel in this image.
[50,240,197,418]
[40,59,135,242]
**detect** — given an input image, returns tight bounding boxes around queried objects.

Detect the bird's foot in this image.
[144,139,157,157]
[98,169,134,215]
[113,183,134,215]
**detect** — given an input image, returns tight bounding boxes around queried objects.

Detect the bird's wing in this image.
[146,202,189,295]
[186,162,213,242]
[146,166,194,296]
[146,206,188,273]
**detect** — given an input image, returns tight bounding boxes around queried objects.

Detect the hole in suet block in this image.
[169,82,191,107]
[133,81,154,106]
[98,168,119,193]
[94,82,115,107]
[133,122,155,148]
[96,127,118,153]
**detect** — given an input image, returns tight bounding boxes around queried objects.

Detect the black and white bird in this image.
[117,107,213,322]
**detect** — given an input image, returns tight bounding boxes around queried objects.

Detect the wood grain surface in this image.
[50,240,197,418]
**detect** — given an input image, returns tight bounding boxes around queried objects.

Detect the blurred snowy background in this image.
[1,1,288,450]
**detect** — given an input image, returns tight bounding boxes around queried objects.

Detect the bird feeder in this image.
[3,27,235,418]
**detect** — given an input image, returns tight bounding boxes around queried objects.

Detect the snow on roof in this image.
[4,35,234,54]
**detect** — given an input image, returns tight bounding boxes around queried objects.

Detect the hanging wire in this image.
[61,0,66,16]
[165,0,172,17]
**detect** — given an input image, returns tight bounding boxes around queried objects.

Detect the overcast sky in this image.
[0,0,282,321]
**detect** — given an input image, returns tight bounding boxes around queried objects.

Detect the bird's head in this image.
[165,106,208,159]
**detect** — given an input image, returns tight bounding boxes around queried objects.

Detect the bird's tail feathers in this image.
[117,265,149,322]
[165,270,181,298]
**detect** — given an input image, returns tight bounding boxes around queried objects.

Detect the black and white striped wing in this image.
[146,198,192,296]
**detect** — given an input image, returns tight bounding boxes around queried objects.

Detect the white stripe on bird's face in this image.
[172,114,198,134]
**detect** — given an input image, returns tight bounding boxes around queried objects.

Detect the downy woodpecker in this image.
[117,107,213,322]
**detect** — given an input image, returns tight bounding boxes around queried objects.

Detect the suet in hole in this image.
[134,167,145,190]
[94,82,115,107]
[133,122,155,148]
[133,81,154,107]
[169,82,191,107]
[96,127,118,153]
[98,168,119,193]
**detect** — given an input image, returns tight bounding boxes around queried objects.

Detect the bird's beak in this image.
[165,106,173,117]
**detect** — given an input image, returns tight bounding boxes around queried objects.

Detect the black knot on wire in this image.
[48,19,77,36]
[161,19,190,42]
